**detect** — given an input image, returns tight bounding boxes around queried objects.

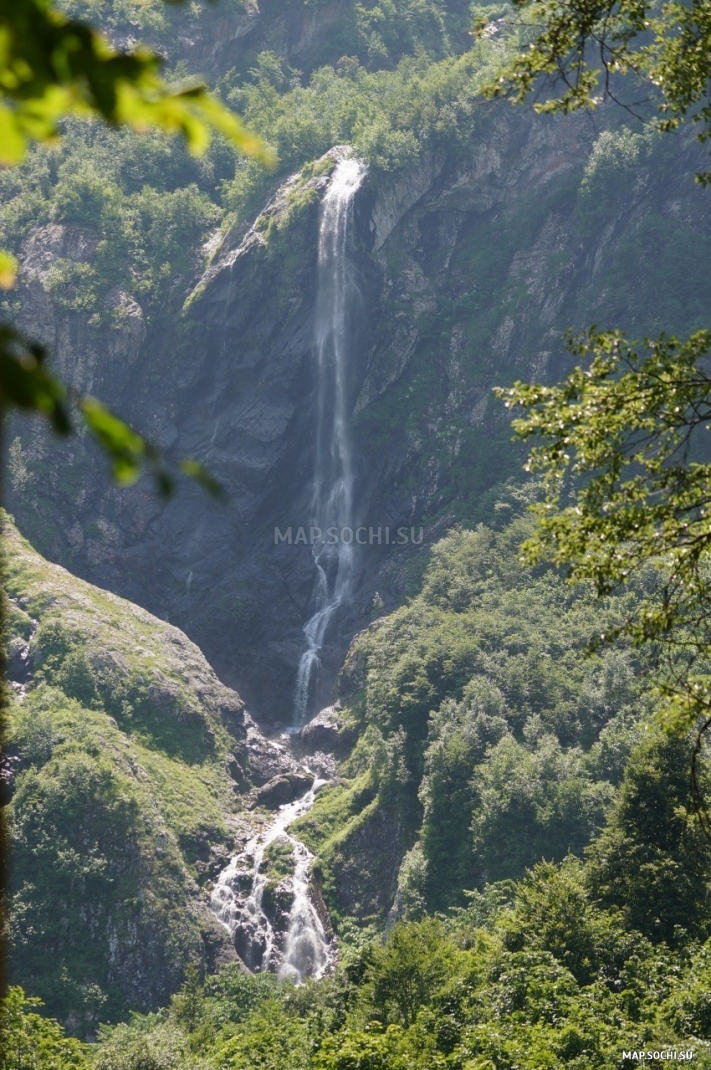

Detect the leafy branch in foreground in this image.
[0,0,270,167]
[496,329,711,733]
[477,0,711,182]
[0,0,272,494]
[0,323,68,434]
[79,398,225,497]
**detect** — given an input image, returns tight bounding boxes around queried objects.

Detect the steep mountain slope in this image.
[3,0,711,1059]
[2,514,301,1034]
[61,0,473,83]
[3,3,710,722]
[292,484,653,928]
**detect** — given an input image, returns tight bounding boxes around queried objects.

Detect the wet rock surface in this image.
[305,751,338,779]
[243,717,299,785]
[253,771,315,809]
[299,704,353,754]
[211,772,333,982]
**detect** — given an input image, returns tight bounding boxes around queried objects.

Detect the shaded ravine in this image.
[293,155,367,725]
[210,773,332,982]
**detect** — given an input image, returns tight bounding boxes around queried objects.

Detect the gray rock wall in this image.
[9,112,711,722]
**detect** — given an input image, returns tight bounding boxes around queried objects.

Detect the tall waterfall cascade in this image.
[209,162,367,982]
[210,777,331,982]
[293,156,367,726]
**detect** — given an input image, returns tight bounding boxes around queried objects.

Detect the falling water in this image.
[211,159,365,985]
[278,825,329,983]
[210,778,331,981]
[293,156,367,726]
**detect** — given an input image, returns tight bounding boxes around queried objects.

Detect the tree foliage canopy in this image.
[498,329,711,723]
[497,326,711,825]
[485,0,711,765]
[480,0,711,182]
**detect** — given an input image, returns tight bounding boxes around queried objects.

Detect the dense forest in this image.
[5,491,711,1065]
[4,0,711,1067]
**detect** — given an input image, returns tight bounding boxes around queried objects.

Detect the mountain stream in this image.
[210,774,331,982]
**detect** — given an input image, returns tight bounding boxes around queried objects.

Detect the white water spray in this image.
[210,778,331,981]
[293,156,366,725]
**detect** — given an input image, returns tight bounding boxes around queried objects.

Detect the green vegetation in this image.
[218,43,499,220]
[0,0,510,300]
[5,2,711,1064]
[0,123,228,319]
[263,837,297,882]
[480,0,711,781]
[8,805,711,1067]
[500,327,711,744]
[0,987,88,1069]
[6,0,711,523]
[482,0,711,184]
[0,0,264,489]
[2,515,250,1032]
[5,488,711,1064]
[0,28,505,289]
[0,0,515,500]
[55,0,248,37]
[295,485,649,924]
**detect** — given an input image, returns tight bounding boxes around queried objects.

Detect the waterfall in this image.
[211,157,366,986]
[210,778,330,981]
[278,829,329,983]
[293,156,367,726]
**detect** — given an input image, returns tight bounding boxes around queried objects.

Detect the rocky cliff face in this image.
[8,109,711,723]
[103,0,471,84]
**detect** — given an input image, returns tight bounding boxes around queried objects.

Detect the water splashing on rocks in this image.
[211,160,366,984]
[210,776,331,982]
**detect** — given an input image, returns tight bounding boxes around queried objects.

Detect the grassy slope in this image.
[3,514,250,1034]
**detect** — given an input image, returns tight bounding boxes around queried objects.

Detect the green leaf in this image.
[478,0,711,175]
[0,325,69,432]
[0,0,273,166]
[0,249,18,288]
[179,459,225,500]
[79,396,145,485]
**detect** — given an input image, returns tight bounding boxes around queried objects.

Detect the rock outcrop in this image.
[299,704,354,754]
[253,770,315,808]
[107,0,355,87]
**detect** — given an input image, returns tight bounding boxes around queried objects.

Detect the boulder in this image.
[253,771,314,808]
[7,636,32,682]
[244,717,299,786]
[300,705,351,754]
